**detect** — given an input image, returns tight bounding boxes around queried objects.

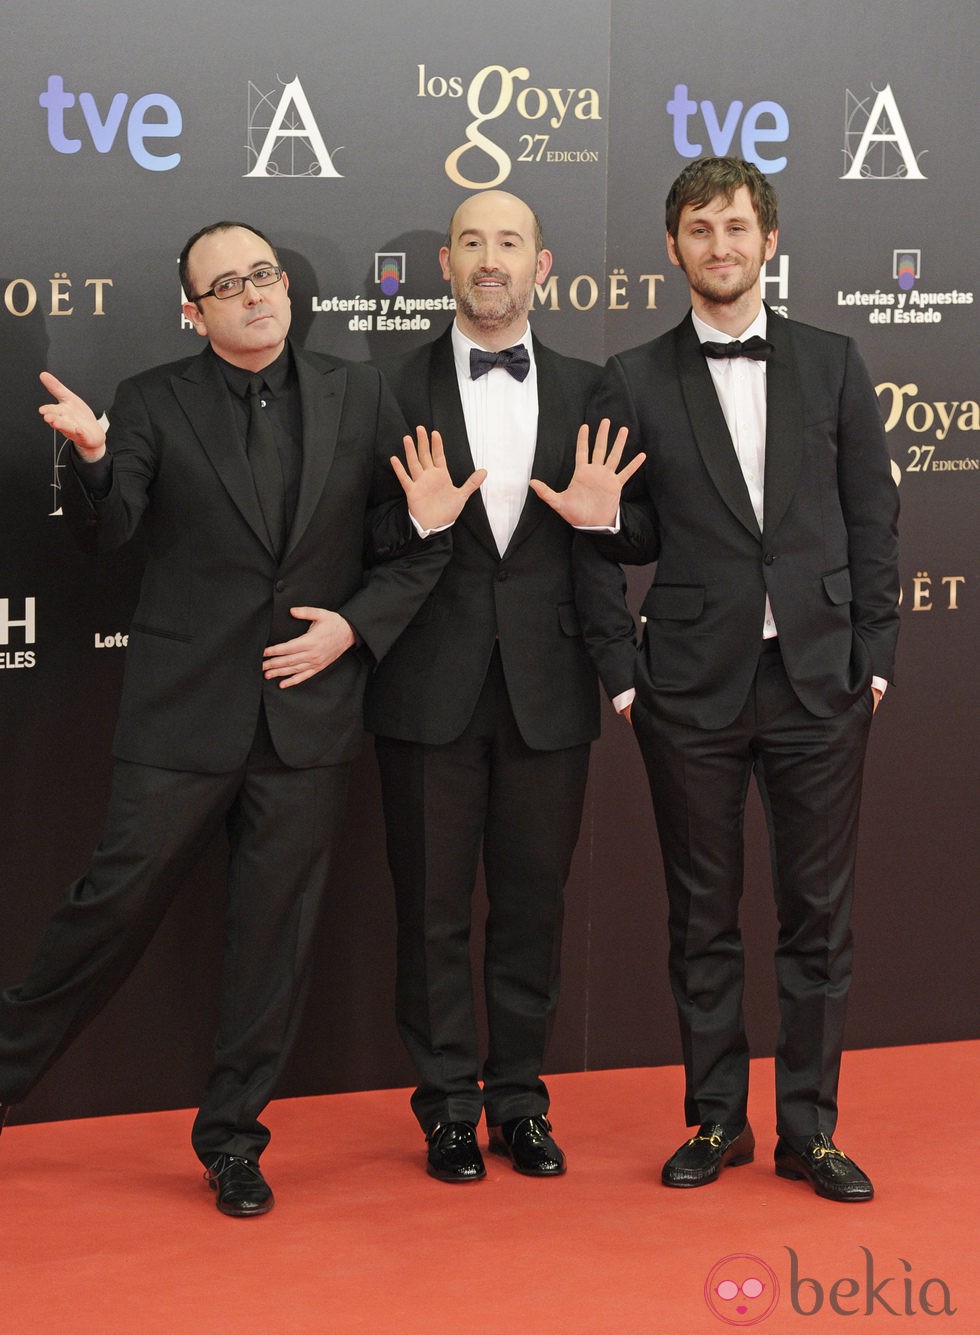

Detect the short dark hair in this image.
[665,157,778,238]
[179,221,280,304]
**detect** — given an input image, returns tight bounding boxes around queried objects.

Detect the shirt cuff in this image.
[409,512,453,540]
[574,508,621,534]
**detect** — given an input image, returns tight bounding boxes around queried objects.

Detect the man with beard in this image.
[366,190,638,1182]
[540,158,899,1201]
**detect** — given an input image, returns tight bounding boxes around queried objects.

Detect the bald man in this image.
[367,192,610,1182]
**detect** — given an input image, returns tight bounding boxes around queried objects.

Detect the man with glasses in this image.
[0,221,454,1216]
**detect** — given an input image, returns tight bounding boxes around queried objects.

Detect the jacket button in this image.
[275,580,285,592]
[763,553,776,565]
[496,569,508,581]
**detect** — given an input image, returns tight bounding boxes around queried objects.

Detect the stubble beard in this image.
[451,271,533,334]
[678,240,768,309]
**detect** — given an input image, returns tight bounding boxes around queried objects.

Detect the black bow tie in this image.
[469,345,531,382]
[701,335,773,362]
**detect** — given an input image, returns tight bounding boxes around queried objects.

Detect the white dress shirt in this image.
[451,322,538,556]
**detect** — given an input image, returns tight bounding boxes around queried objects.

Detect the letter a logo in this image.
[841,83,926,180]
[245,77,343,178]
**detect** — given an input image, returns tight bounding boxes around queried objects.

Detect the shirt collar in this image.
[213,341,294,398]
[692,306,768,347]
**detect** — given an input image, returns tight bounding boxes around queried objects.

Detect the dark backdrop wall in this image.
[2,0,976,1124]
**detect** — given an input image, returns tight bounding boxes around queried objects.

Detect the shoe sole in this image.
[426,1163,486,1182]
[214,1198,275,1216]
[774,1159,874,1202]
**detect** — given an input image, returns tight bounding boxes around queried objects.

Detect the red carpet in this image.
[3,1042,975,1333]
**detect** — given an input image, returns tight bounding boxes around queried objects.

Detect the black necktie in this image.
[246,374,286,555]
[701,335,773,362]
[469,345,531,382]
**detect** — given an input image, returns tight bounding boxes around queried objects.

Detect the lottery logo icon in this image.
[375,252,405,296]
[705,1254,780,1326]
[893,248,920,292]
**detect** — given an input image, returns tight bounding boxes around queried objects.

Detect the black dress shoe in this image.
[426,1122,486,1182]
[662,1122,755,1187]
[774,1133,874,1202]
[488,1116,566,1176]
[0,1102,11,1135]
[204,1154,274,1216]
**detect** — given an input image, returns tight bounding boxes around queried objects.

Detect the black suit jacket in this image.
[365,327,603,751]
[576,309,900,728]
[61,342,449,772]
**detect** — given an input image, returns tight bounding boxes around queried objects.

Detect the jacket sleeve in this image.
[59,376,158,555]
[572,532,640,701]
[336,369,451,663]
[836,339,901,683]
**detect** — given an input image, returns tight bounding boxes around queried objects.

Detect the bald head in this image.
[445,191,544,255]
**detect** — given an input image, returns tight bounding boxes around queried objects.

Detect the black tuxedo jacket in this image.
[365,327,603,751]
[576,309,900,728]
[61,342,449,772]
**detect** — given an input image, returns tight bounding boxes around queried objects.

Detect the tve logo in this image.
[40,75,182,171]
[667,83,789,172]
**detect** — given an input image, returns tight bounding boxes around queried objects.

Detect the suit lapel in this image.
[290,347,345,557]
[676,315,761,540]
[171,349,275,553]
[429,330,498,556]
[761,309,804,542]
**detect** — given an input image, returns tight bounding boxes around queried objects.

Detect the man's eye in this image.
[215,279,240,295]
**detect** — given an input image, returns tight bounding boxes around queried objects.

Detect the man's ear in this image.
[182,301,208,337]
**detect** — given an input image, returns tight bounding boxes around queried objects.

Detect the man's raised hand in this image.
[38,372,107,460]
[391,426,486,531]
[529,419,644,527]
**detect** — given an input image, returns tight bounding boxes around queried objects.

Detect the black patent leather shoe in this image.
[426,1121,486,1182]
[488,1115,566,1176]
[204,1154,274,1216]
[662,1122,755,1187]
[774,1133,874,1202]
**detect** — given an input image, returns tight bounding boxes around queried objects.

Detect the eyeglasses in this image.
[190,266,284,302]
